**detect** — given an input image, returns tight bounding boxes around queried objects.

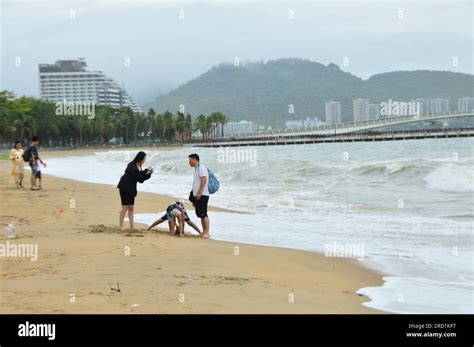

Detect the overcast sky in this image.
[1,0,472,105]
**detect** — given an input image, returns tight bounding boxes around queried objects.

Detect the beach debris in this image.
[131,304,140,308]
[124,233,144,238]
[110,282,121,292]
[59,208,64,213]
[6,223,16,239]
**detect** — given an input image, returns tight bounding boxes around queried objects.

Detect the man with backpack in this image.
[23,135,44,190]
[188,153,212,238]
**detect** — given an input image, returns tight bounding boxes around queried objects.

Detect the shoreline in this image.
[0,148,385,313]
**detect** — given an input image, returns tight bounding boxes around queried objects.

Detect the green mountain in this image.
[144,58,473,126]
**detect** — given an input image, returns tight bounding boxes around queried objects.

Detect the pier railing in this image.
[193,127,474,147]
[201,111,474,142]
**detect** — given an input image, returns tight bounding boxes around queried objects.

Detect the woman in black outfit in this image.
[117,151,154,229]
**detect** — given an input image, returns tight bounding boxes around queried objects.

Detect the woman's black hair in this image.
[13,141,21,148]
[132,151,146,164]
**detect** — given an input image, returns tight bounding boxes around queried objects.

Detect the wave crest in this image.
[424,163,474,193]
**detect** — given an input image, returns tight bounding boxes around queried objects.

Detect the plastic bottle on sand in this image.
[6,224,15,239]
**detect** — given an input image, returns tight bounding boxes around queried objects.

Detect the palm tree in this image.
[132,112,145,144]
[95,106,115,144]
[59,115,76,146]
[194,114,208,140]
[147,108,157,144]
[0,92,241,146]
[162,111,174,141]
[32,98,58,146]
[206,113,219,139]
[76,116,92,145]
[118,108,132,144]
[9,95,34,142]
[184,113,193,142]
[175,112,186,143]
[0,91,17,143]
[154,113,163,143]
[210,112,228,138]
[0,114,14,143]
[12,113,33,143]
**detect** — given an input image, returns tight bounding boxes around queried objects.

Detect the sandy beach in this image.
[0,148,383,313]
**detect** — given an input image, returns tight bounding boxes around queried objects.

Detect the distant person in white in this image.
[188,153,210,238]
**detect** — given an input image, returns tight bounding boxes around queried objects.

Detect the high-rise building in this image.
[413,98,431,114]
[325,101,342,124]
[369,103,380,119]
[430,98,450,113]
[38,58,142,113]
[213,120,255,137]
[353,98,370,121]
[457,97,474,112]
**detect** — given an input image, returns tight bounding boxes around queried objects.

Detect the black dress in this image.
[117,162,152,206]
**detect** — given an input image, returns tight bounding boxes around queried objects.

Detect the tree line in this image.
[0,91,229,147]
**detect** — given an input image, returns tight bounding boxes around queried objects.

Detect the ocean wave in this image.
[158,163,181,173]
[267,160,431,180]
[424,163,474,193]
[347,160,432,177]
[189,159,435,186]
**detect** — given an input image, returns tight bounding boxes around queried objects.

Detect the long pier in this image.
[194,128,474,147]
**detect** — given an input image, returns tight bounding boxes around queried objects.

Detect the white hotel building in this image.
[325,101,342,124]
[353,98,370,121]
[38,58,142,113]
[430,98,450,113]
[457,97,474,112]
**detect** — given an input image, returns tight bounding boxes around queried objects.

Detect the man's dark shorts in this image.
[189,192,209,218]
[194,195,209,218]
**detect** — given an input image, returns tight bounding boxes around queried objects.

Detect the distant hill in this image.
[144,58,473,126]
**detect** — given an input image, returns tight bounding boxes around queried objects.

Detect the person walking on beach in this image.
[33,154,46,190]
[147,200,202,236]
[188,153,210,238]
[117,151,154,230]
[9,141,25,189]
[24,136,45,190]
